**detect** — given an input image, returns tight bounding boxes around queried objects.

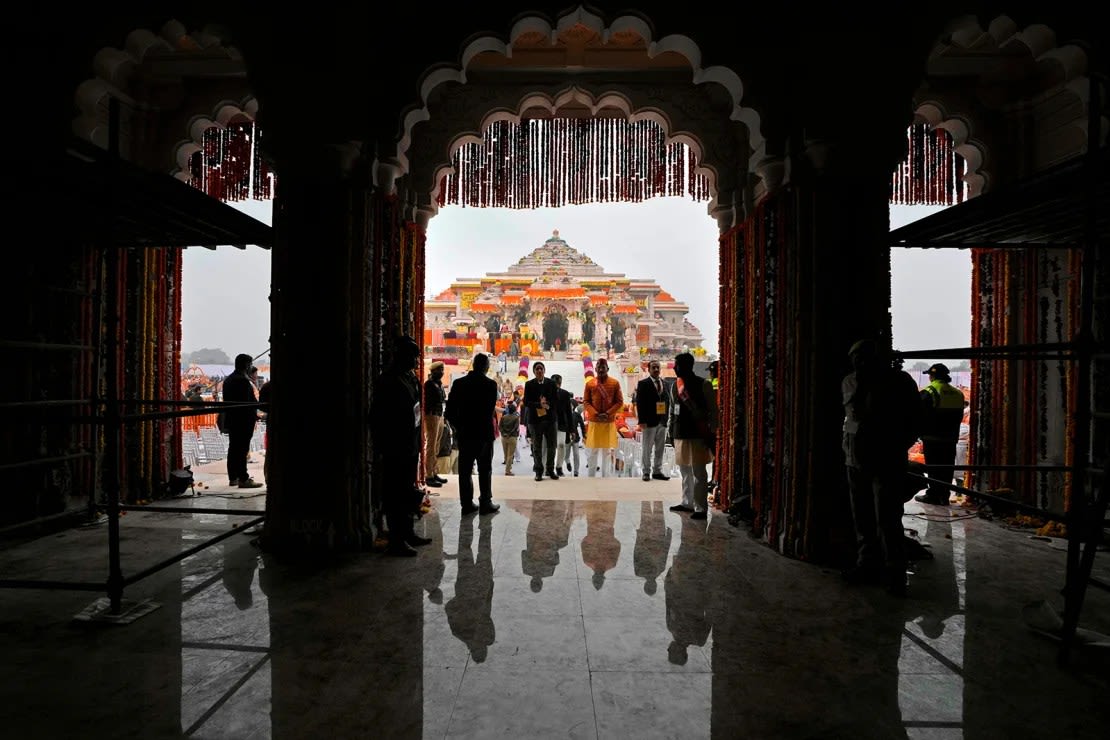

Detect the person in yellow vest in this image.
[915,363,965,506]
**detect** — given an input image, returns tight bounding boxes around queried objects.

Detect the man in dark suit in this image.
[522,360,560,481]
[551,374,578,475]
[222,353,263,489]
[445,353,501,515]
[636,359,671,482]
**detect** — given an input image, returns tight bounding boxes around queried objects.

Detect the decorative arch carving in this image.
[71,19,242,158]
[402,80,750,225]
[393,7,765,215]
[915,14,1104,195]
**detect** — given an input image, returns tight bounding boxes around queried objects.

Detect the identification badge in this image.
[674,404,680,415]
[412,402,420,427]
[656,401,666,415]
[536,407,546,417]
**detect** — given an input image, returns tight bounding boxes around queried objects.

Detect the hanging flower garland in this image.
[890,123,967,206]
[437,118,711,210]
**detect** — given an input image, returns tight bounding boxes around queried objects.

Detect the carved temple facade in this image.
[425,229,704,353]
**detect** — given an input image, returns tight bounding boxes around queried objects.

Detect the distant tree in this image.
[484,315,502,336]
[187,348,231,364]
[950,361,971,372]
[910,361,931,372]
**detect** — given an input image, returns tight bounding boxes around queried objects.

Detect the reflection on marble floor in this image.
[1,497,1109,739]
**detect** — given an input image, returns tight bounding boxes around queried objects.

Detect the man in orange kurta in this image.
[583,358,624,477]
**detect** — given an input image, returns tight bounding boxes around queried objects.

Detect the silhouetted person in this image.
[667,352,716,518]
[841,338,922,595]
[423,360,448,489]
[220,539,259,610]
[916,362,964,505]
[665,514,711,665]
[580,501,621,590]
[521,499,575,592]
[634,501,672,595]
[371,335,433,556]
[257,378,272,487]
[222,353,262,489]
[444,352,500,515]
[445,512,496,662]
[420,517,446,606]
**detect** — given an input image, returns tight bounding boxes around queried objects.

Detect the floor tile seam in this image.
[438,654,470,740]
[586,667,713,675]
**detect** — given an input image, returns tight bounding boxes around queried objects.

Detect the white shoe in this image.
[238,477,264,489]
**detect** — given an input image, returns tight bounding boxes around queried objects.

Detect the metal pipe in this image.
[122,515,264,586]
[906,471,1066,522]
[1059,74,1104,666]
[103,102,124,614]
[0,341,95,351]
[891,240,1083,250]
[944,464,1072,472]
[0,579,105,591]
[88,245,105,524]
[0,452,92,472]
[115,505,263,516]
[0,400,94,409]
[897,341,1074,359]
[120,402,262,423]
[0,507,91,537]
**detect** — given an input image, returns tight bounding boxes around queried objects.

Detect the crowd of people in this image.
[368,336,721,556]
[250,331,962,595]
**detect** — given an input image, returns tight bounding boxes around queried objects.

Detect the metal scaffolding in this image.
[889,76,1108,665]
[0,98,273,620]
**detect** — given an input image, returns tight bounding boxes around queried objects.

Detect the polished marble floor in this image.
[1,492,1109,739]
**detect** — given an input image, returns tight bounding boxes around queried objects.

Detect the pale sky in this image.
[181,199,969,365]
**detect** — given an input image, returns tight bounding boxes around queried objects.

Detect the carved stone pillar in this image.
[792,136,905,563]
[568,315,583,344]
[262,143,376,554]
[594,309,609,350]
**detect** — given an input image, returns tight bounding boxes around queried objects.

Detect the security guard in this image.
[916,363,965,505]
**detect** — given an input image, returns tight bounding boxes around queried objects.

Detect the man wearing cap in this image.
[371,335,434,556]
[423,360,448,489]
[916,363,965,505]
[841,338,922,595]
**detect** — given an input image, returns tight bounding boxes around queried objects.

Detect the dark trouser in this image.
[922,438,958,501]
[846,463,906,578]
[226,424,255,482]
[528,421,557,474]
[457,438,494,505]
[383,453,419,546]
